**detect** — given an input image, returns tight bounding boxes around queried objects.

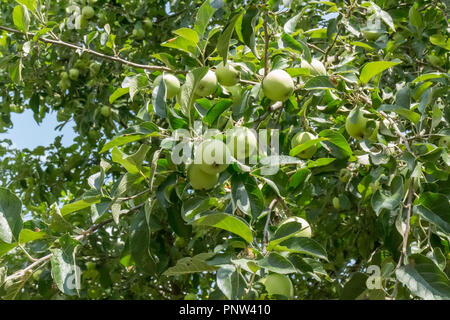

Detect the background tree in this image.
[0,0,449,300]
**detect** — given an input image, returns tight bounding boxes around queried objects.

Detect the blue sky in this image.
[2,110,77,149]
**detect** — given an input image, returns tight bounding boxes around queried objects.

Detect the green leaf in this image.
[18,229,46,244]
[371,176,404,216]
[378,105,420,124]
[109,87,129,104]
[231,174,264,220]
[268,221,307,250]
[396,254,450,300]
[0,188,23,244]
[412,73,447,84]
[130,205,157,275]
[0,241,17,257]
[179,67,209,117]
[15,0,37,12]
[60,190,101,216]
[195,0,217,38]
[414,192,450,234]
[13,5,30,33]
[173,28,199,44]
[152,78,167,118]
[111,144,151,174]
[256,252,297,274]
[304,76,335,90]
[360,61,401,84]
[50,235,81,296]
[281,33,304,53]
[241,7,259,58]
[217,12,242,64]
[100,123,160,153]
[203,99,232,125]
[340,272,369,300]
[217,265,246,300]
[318,130,353,158]
[191,213,253,243]
[161,36,198,55]
[163,253,217,276]
[430,34,450,51]
[289,138,326,157]
[272,237,328,260]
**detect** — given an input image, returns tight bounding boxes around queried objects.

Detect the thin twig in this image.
[262,198,278,254]
[252,101,283,129]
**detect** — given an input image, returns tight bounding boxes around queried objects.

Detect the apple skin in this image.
[439,135,450,149]
[339,168,351,183]
[195,70,217,97]
[154,74,181,99]
[89,61,101,76]
[100,106,111,117]
[194,139,230,175]
[291,132,317,159]
[301,58,327,76]
[262,274,294,299]
[81,6,95,19]
[345,107,367,139]
[59,79,71,91]
[262,69,294,102]
[133,28,145,40]
[226,127,258,161]
[216,62,240,86]
[187,164,219,191]
[332,197,340,210]
[69,68,80,81]
[60,71,69,80]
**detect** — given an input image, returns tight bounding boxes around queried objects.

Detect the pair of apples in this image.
[188,128,257,190]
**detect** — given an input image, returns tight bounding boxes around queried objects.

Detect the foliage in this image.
[0,0,449,300]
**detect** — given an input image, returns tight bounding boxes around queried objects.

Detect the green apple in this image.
[75,15,89,29]
[262,274,294,299]
[100,106,111,117]
[89,61,101,76]
[60,71,69,80]
[332,197,340,210]
[226,127,258,161]
[59,79,71,91]
[69,68,80,81]
[133,28,145,40]
[439,135,450,149]
[195,70,217,97]
[154,74,181,99]
[345,107,367,139]
[301,58,327,76]
[291,132,317,159]
[194,139,230,174]
[174,236,186,249]
[361,27,384,41]
[187,164,219,190]
[82,6,95,19]
[143,18,153,31]
[216,62,240,86]
[262,69,294,102]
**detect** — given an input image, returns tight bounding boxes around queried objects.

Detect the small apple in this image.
[215,62,240,86]
[262,69,294,102]
[174,236,186,249]
[69,68,80,81]
[133,28,145,40]
[89,61,101,76]
[226,127,258,161]
[345,107,367,139]
[301,58,327,76]
[100,106,111,117]
[439,135,450,149]
[195,70,217,97]
[361,27,384,41]
[194,139,230,174]
[154,74,181,99]
[291,132,317,159]
[59,79,71,91]
[332,197,340,210]
[81,6,95,19]
[143,18,153,31]
[262,274,294,299]
[187,164,219,191]
[60,71,69,80]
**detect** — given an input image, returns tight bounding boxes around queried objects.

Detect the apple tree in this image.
[0,0,449,300]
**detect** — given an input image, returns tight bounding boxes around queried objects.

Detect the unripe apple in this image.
[194,139,230,174]
[439,135,450,149]
[291,132,317,159]
[60,71,69,80]
[154,74,181,99]
[75,15,89,29]
[262,274,294,298]
[89,61,101,76]
[215,62,240,86]
[133,28,145,40]
[339,168,351,183]
[174,236,186,249]
[69,68,80,81]
[262,69,294,102]
[59,79,71,91]
[100,106,111,117]
[226,127,258,161]
[187,164,219,190]
[345,107,367,139]
[195,70,217,97]
[332,197,340,210]
[301,58,327,76]
[81,6,95,19]
[361,27,384,41]
[143,18,153,31]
